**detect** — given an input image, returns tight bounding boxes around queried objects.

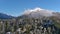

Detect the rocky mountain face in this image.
[20,8,60,19]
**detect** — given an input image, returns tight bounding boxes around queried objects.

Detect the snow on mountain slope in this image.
[22,7,54,18]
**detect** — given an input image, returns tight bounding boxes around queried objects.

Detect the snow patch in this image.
[23,7,54,17]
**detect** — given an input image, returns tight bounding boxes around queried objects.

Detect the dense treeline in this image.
[0,16,60,34]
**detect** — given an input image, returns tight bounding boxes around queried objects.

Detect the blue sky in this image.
[0,0,60,16]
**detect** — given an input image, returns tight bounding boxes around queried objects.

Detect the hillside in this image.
[0,13,15,19]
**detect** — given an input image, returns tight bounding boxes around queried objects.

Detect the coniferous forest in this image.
[0,16,60,34]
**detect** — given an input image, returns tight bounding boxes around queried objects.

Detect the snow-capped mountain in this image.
[22,7,55,18]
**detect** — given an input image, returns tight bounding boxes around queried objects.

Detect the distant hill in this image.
[0,13,15,19]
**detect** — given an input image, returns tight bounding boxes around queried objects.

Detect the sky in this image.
[0,0,60,16]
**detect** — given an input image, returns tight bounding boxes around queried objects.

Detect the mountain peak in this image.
[31,7,44,11]
[24,7,44,15]
[23,7,53,18]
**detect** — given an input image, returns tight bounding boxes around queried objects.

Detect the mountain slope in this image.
[24,8,53,16]
[17,8,60,20]
[0,13,15,19]
[20,8,59,18]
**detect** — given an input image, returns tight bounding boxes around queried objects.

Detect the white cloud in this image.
[23,7,44,15]
[23,7,54,16]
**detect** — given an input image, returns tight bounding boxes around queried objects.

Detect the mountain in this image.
[0,13,15,19]
[19,7,60,18]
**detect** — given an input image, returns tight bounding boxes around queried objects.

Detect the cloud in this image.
[23,7,54,17]
[23,7,44,14]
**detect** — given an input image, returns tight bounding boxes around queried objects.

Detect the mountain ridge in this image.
[0,13,15,19]
[20,8,60,18]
